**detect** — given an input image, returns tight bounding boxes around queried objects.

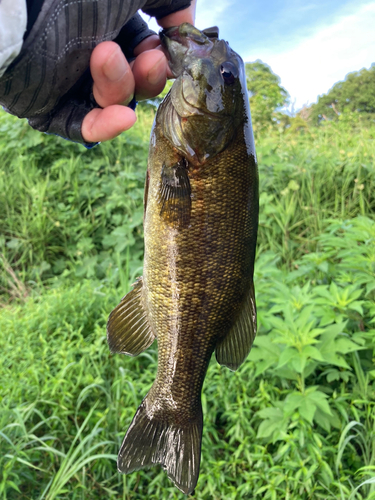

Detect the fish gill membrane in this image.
[107,23,258,495]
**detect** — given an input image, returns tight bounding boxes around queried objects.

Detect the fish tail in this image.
[117,393,203,495]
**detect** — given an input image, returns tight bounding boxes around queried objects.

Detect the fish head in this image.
[159,24,253,164]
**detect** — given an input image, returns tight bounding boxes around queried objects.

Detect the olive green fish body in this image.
[107,24,258,494]
[144,124,257,408]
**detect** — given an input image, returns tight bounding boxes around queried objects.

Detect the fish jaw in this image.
[160,22,241,112]
[160,24,215,77]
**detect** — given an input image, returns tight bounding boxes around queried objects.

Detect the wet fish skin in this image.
[107,23,258,494]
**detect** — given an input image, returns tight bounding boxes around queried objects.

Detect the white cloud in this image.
[244,2,375,109]
[195,0,234,31]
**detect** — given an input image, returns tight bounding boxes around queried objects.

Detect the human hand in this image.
[82,36,168,143]
[82,0,196,143]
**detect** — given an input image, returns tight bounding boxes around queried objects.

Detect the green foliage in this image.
[257,118,375,264]
[309,65,375,125]
[0,108,154,299]
[245,60,288,133]
[0,106,375,498]
[1,218,374,499]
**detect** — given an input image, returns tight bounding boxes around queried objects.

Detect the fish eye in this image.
[220,62,237,85]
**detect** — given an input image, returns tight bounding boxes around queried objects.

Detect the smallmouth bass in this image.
[107,23,259,494]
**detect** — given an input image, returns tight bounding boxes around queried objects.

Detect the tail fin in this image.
[117,394,203,495]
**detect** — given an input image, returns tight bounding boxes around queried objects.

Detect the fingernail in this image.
[147,55,166,85]
[103,48,128,82]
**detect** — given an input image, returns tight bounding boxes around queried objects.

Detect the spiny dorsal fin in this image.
[157,159,191,227]
[107,277,155,356]
[215,282,257,371]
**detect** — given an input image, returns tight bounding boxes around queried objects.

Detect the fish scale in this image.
[145,132,255,403]
[107,23,258,494]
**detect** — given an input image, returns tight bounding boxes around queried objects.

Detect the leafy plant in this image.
[0,100,375,498]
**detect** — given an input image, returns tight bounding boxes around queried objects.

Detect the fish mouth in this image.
[160,24,208,49]
[160,24,219,77]
[161,24,229,119]
[160,24,219,45]
[159,26,188,65]
[159,26,183,46]
[159,26,188,77]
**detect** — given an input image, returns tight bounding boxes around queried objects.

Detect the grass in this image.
[0,107,374,499]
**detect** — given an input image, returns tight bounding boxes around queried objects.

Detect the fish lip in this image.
[160,23,209,55]
[160,26,188,76]
[160,26,186,57]
[160,24,203,47]
[160,26,182,46]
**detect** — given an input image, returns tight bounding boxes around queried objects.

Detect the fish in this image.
[107,23,259,495]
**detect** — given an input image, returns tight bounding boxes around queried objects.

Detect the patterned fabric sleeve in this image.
[27,14,155,147]
[0,0,191,146]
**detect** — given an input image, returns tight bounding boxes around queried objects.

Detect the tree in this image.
[245,60,289,133]
[309,64,375,125]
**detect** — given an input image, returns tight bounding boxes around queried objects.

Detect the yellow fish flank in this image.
[107,24,259,494]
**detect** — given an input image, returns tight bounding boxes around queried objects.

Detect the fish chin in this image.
[159,91,234,165]
[177,72,225,116]
[171,77,204,118]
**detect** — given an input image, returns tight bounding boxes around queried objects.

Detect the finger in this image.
[81,105,137,143]
[91,41,135,108]
[133,35,162,56]
[133,37,174,79]
[157,0,196,28]
[131,49,168,101]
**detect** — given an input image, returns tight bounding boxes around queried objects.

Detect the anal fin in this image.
[215,282,257,371]
[107,277,155,356]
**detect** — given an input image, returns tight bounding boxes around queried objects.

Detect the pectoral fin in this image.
[215,282,257,371]
[107,277,155,356]
[157,158,191,226]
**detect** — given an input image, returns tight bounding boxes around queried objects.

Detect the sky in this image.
[141,0,375,110]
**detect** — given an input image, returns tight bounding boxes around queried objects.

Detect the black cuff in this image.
[115,13,156,61]
[143,0,191,20]
[28,69,99,147]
